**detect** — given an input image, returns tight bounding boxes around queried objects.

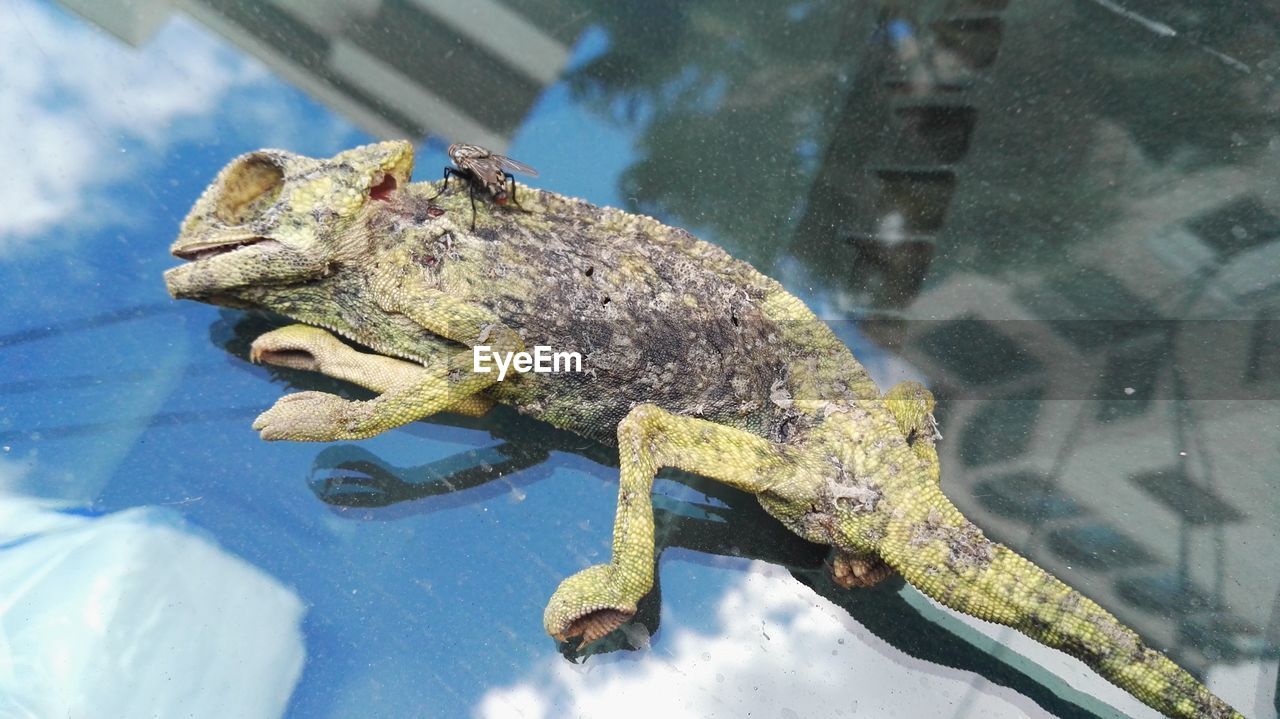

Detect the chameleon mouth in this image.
[172,237,278,262]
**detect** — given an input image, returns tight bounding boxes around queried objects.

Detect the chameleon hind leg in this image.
[543,403,793,646]
[831,380,940,589]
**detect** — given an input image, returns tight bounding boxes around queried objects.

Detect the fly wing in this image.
[494,154,539,177]
[450,143,491,162]
[455,155,507,191]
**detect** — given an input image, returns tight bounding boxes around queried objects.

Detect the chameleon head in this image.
[164,141,414,305]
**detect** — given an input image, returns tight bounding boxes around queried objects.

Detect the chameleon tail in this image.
[876,487,1242,719]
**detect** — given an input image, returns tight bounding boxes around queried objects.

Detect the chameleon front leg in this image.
[252,286,522,441]
[832,380,939,589]
[544,403,793,646]
[249,324,493,417]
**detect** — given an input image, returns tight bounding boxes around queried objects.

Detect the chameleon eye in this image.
[214,153,285,225]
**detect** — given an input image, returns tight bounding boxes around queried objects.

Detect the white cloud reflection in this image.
[0,0,348,247]
[477,561,1065,719]
[0,452,35,496]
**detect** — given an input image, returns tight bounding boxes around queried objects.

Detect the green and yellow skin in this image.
[164,141,1241,719]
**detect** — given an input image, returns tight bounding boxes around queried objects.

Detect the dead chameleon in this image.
[163,141,1243,719]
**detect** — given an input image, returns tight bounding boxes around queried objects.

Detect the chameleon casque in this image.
[163,141,1241,719]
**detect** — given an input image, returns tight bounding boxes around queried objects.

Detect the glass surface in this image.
[2,0,1277,717]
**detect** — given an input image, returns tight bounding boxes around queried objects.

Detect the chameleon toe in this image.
[544,563,643,646]
[249,324,336,370]
[559,608,635,647]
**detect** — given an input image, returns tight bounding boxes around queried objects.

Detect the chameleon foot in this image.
[543,564,642,646]
[252,391,374,441]
[250,324,339,372]
[830,550,895,588]
[250,324,495,418]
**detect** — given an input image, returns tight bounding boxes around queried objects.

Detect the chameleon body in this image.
[163,142,1241,719]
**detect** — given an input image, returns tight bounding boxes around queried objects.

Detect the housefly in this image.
[429,143,538,229]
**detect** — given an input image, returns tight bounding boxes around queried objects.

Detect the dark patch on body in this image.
[1090,612,1139,656]
[453,203,817,444]
[909,508,994,571]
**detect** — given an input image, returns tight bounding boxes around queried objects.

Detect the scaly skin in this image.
[164,142,1242,719]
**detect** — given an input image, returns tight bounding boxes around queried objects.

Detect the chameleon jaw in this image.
[163,239,319,303]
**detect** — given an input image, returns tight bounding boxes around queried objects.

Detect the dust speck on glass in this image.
[1,0,1277,717]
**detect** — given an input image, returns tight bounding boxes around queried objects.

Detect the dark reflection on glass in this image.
[1186,196,1280,259]
[1180,614,1270,663]
[1095,336,1164,419]
[958,392,1044,467]
[1046,524,1156,571]
[1118,573,1219,616]
[973,472,1085,522]
[918,318,1043,384]
[308,443,550,512]
[557,1,881,266]
[1131,467,1245,526]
